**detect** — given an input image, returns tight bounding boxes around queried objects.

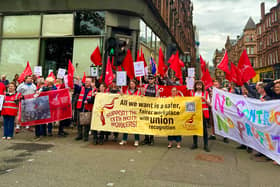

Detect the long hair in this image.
[194,80,205,92]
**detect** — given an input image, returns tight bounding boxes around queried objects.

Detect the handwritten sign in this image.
[188,68,195,77]
[134,61,145,77]
[116,71,127,86]
[0,95,4,111]
[34,66,42,76]
[90,66,99,77]
[57,68,66,79]
[186,77,195,90]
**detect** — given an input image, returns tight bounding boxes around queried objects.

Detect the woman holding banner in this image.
[119,80,140,147]
[1,82,21,140]
[167,87,182,149]
[190,81,210,152]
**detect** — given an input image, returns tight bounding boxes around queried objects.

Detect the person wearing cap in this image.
[190,80,210,152]
[141,74,159,145]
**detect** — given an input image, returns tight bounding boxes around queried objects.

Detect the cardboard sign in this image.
[116,71,127,86]
[34,66,42,76]
[0,95,4,111]
[134,61,145,77]
[188,68,195,77]
[186,77,195,90]
[90,66,99,77]
[57,68,66,79]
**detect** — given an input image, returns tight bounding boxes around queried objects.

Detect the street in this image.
[0,127,279,187]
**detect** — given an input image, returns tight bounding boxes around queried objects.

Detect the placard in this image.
[34,66,42,76]
[64,75,69,88]
[134,61,145,77]
[116,71,127,86]
[57,68,66,79]
[0,95,4,111]
[90,66,99,77]
[186,77,195,90]
[188,68,195,77]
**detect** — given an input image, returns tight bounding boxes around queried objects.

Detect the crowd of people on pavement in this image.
[0,72,280,166]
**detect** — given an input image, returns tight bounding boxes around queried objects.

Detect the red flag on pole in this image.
[18,61,33,83]
[158,47,168,78]
[217,51,232,82]
[122,49,134,80]
[200,56,213,89]
[68,60,75,89]
[47,72,56,80]
[237,50,256,83]
[90,46,102,66]
[105,58,114,86]
[230,62,243,86]
[82,72,86,84]
[168,51,184,84]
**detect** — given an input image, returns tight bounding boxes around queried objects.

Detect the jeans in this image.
[40,123,53,136]
[168,136,182,142]
[193,117,208,147]
[122,133,140,141]
[3,115,15,138]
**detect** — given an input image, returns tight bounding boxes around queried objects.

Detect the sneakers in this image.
[119,141,127,145]
[134,141,139,147]
[2,137,6,140]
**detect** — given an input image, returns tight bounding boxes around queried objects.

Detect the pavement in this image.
[0,126,279,187]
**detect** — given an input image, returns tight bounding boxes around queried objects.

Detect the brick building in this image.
[0,0,196,79]
[255,1,280,82]
[213,49,225,84]
[225,17,258,72]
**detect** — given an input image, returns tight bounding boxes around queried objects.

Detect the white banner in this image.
[212,88,280,164]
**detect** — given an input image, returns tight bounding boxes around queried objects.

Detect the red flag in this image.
[82,72,86,84]
[122,49,134,80]
[90,46,102,66]
[47,72,56,80]
[18,61,33,83]
[231,62,243,86]
[200,56,206,73]
[237,50,256,83]
[68,60,75,89]
[168,51,184,84]
[105,58,114,86]
[217,51,231,74]
[158,47,168,78]
[200,56,213,89]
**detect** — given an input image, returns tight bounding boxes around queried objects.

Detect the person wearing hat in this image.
[190,80,210,152]
[141,74,159,145]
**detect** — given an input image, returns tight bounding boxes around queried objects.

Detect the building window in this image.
[250,47,254,55]
[72,38,101,76]
[246,47,250,54]
[42,14,74,36]
[0,39,40,78]
[3,15,41,37]
[74,11,105,35]
[147,26,152,47]
[139,20,147,44]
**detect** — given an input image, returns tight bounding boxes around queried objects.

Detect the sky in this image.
[192,0,277,65]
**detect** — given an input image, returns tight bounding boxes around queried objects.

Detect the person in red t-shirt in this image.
[0,82,6,95]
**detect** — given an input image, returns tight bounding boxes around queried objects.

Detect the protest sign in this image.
[19,89,72,126]
[57,68,66,79]
[0,95,4,111]
[64,75,69,88]
[116,71,127,86]
[186,77,195,90]
[134,61,145,77]
[90,66,99,77]
[212,88,280,164]
[34,66,42,76]
[188,68,195,77]
[91,93,203,136]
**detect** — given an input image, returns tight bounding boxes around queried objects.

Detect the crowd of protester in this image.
[0,73,280,166]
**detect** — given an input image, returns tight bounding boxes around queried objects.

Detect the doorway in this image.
[40,38,73,77]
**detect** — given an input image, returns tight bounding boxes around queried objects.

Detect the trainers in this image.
[208,135,216,140]
[2,137,6,140]
[119,141,127,145]
[134,141,139,147]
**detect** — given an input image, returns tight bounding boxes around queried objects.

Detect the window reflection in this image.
[75,11,105,35]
